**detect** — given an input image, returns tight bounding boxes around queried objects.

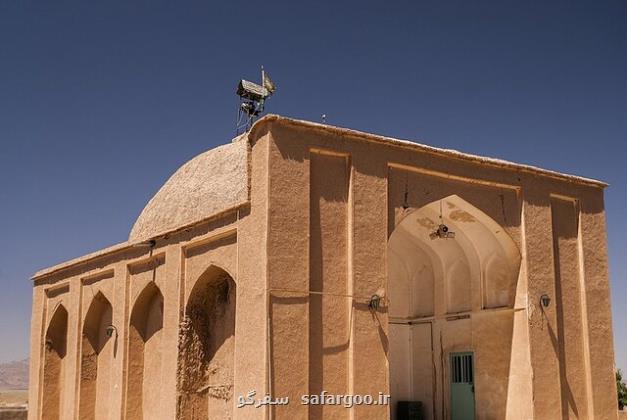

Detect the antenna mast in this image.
[236,66,276,134]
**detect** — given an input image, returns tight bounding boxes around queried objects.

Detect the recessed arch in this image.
[125,282,164,420]
[388,194,522,419]
[79,292,113,420]
[177,264,236,419]
[389,194,521,316]
[42,304,68,420]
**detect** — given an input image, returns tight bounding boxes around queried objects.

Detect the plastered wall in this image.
[259,119,618,420]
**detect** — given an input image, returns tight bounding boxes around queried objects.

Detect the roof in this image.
[32,114,606,280]
[128,134,249,243]
[32,241,130,279]
[251,114,607,188]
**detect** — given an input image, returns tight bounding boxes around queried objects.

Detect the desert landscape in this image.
[0,359,28,410]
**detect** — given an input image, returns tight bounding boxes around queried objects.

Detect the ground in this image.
[0,390,27,408]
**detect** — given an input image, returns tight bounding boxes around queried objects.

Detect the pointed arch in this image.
[389,194,521,316]
[125,282,164,420]
[177,265,236,419]
[388,194,522,418]
[42,304,68,420]
[79,292,113,420]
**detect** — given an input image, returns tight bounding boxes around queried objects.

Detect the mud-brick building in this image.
[29,115,618,420]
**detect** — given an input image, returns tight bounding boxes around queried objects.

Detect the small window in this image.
[451,353,473,384]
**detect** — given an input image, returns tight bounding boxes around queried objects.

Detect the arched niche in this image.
[125,283,164,420]
[42,304,68,420]
[177,265,236,420]
[388,232,441,318]
[389,194,521,316]
[79,292,113,420]
[387,195,522,418]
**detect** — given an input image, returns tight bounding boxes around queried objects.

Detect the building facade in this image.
[29,115,618,419]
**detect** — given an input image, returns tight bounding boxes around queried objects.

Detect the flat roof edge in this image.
[31,241,131,281]
[32,116,607,281]
[252,114,608,188]
[31,204,249,281]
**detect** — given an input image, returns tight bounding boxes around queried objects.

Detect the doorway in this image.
[450,352,475,420]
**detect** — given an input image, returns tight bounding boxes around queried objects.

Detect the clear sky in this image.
[0,1,624,374]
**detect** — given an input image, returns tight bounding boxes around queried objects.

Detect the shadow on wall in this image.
[125,283,164,420]
[79,292,113,420]
[42,304,68,420]
[177,265,236,420]
[549,197,589,419]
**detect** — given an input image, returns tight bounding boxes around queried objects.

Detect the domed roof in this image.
[129,136,249,243]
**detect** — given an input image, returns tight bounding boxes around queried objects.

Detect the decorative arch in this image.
[79,292,113,420]
[387,194,522,419]
[42,304,68,420]
[389,194,521,316]
[125,282,164,420]
[177,265,236,419]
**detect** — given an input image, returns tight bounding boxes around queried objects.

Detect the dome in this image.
[129,136,249,243]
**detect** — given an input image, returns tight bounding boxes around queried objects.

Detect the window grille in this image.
[451,353,473,383]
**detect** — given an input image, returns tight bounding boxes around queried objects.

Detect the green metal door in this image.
[450,352,475,420]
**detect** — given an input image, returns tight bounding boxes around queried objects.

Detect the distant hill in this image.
[0,359,28,390]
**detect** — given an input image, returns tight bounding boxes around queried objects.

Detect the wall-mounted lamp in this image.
[132,239,156,249]
[368,294,382,311]
[105,325,118,338]
[429,223,456,240]
[540,294,551,308]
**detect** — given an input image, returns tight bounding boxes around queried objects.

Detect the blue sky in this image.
[0,1,625,374]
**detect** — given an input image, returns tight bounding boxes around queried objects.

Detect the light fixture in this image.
[429,200,455,240]
[368,294,382,311]
[430,223,456,240]
[132,239,156,249]
[540,294,551,308]
[105,325,118,338]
